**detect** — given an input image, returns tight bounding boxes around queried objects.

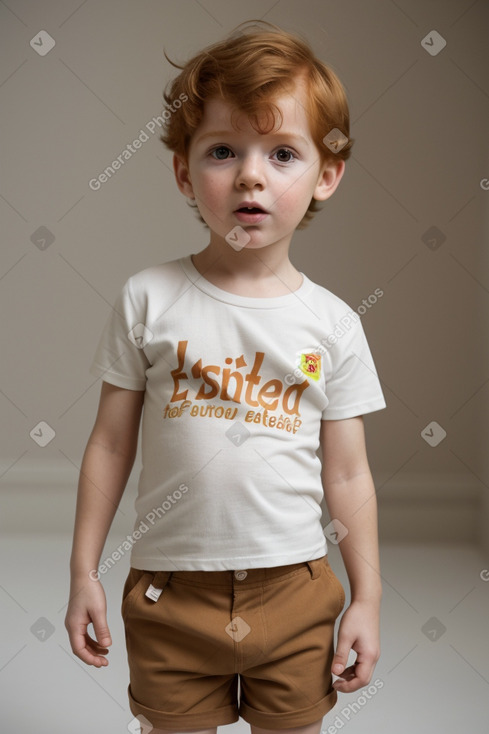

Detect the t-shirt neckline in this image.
[179,254,314,309]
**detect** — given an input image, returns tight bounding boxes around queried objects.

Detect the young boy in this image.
[65,21,386,734]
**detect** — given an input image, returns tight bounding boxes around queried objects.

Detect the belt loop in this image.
[152,570,172,588]
[306,559,323,580]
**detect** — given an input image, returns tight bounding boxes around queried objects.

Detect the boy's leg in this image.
[148,722,322,734]
[251,719,323,734]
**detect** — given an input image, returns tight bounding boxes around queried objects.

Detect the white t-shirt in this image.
[90,255,386,571]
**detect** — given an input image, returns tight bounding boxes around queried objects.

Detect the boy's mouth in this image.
[234,207,269,224]
[234,201,269,214]
[233,201,269,224]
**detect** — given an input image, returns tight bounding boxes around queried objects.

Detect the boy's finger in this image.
[68,619,110,666]
[80,644,110,667]
[334,661,375,693]
[351,658,375,688]
[67,621,89,656]
[69,631,103,665]
[79,633,110,666]
[332,664,358,692]
[68,629,86,658]
[332,640,351,675]
[91,614,112,647]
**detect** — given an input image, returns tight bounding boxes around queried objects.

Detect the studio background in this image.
[1,1,488,732]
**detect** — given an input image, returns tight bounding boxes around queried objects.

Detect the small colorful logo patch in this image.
[299,352,321,381]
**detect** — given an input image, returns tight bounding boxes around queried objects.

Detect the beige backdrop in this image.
[1,0,488,551]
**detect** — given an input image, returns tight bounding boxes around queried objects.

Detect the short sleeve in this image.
[321,315,386,420]
[89,277,150,390]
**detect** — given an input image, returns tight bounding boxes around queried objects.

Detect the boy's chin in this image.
[212,229,293,252]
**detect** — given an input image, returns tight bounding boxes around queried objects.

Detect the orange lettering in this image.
[170,340,189,401]
[282,381,309,415]
[196,365,220,399]
[221,367,244,402]
[244,352,264,407]
[257,379,282,410]
[169,342,308,416]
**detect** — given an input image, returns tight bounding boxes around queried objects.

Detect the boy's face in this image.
[174,77,345,252]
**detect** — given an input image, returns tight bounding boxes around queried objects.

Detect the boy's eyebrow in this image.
[195,130,310,145]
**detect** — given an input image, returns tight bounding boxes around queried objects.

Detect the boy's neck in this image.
[190,239,303,298]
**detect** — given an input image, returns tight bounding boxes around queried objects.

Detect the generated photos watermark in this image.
[322,678,384,733]
[89,93,188,191]
[89,483,189,581]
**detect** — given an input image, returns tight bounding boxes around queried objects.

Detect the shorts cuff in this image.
[128,685,239,730]
[240,687,338,730]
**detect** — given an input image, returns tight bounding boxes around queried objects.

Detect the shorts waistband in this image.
[150,556,326,589]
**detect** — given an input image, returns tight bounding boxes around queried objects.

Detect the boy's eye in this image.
[274,148,295,163]
[211,146,233,160]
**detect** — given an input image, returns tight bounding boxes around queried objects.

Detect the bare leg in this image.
[251,719,323,734]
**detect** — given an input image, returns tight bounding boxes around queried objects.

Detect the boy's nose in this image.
[235,154,265,189]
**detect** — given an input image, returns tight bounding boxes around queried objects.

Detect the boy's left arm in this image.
[320,415,382,694]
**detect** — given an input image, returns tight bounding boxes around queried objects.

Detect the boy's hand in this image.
[64,577,112,668]
[331,599,380,693]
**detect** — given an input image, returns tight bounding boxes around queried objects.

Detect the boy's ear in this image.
[173,154,195,199]
[313,159,346,202]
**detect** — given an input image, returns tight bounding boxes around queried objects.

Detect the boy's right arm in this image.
[64,381,145,668]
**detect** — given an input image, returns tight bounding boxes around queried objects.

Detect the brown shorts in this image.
[121,555,345,731]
